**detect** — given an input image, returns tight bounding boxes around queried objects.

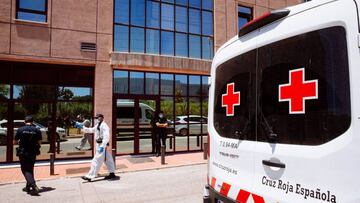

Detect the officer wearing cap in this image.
[14,115,42,195]
[76,113,116,181]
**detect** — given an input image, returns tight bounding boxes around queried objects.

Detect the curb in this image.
[0,162,207,186]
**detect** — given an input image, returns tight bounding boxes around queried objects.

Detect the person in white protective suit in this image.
[76,113,117,181]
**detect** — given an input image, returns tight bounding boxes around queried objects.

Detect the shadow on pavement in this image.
[39,186,56,193]
[81,176,120,183]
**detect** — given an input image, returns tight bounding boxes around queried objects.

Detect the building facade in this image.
[0,0,303,163]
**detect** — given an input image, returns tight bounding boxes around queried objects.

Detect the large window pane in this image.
[202,76,209,97]
[55,102,93,159]
[175,97,188,151]
[114,25,129,52]
[130,72,145,94]
[202,11,213,36]
[175,75,188,97]
[115,0,129,24]
[175,33,188,57]
[17,12,46,22]
[116,99,135,154]
[131,0,145,26]
[161,4,174,30]
[189,98,202,150]
[161,73,174,95]
[202,36,213,60]
[13,85,56,100]
[175,6,187,32]
[0,84,10,100]
[130,27,145,53]
[189,9,201,34]
[114,70,128,94]
[189,35,201,59]
[189,75,201,96]
[19,0,46,11]
[146,1,160,28]
[146,29,160,54]
[176,0,187,5]
[0,103,7,162]
[146,73,159,95]
[57,87,92,101]
[189,0,201,8]
[161,97,174,152]
[202,0,213,10]
[161,31,174,56]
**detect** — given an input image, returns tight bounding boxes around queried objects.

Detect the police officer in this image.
[14,115,42,195]
[155,111,168,157]
[77,113,116,181]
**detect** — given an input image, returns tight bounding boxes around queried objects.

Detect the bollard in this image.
[169,136,173,149]
[161,145,165,165]
[112,148,116,165]
[50,153,55,175]
[203,142,208,160]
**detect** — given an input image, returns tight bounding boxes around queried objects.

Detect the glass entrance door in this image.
[115,98,159,155]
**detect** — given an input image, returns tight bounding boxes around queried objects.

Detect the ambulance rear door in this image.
[253,1,360,202]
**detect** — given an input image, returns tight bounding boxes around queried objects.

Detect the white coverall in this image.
[82,121,115,179]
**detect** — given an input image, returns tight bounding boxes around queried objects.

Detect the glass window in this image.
[175,75,188,97]
[238,5,252,30]
[175,33,188,57]
[146,73,159,95]
[161,74,174,95]
[202,76,209,97]
[146,29,160,54]
[0,85,10,100]
[189,75,201,96]
[163,0,174,3]
[57,87,92,101]
[0,103,7,162]
[114,25,129,52]
[176,0,187,5]
[114,71,128,94]
[161,31,174,56]
[161,4,174,30]
[130,27,145,53]
[202,0,213,10]
[175,6,187,32]
[258,26,350,145]
[13,85,56,100]
[115,0,129,24]
[202,11,213,36]
[214,50,256,140]
[146,1,160,28]
[189,0,201,8]
[131,0,145,26]
[189,9,201,34]
[130,72,145,94]
[189,35,201,59]
[202,36,213,60]
[17,0,47,22]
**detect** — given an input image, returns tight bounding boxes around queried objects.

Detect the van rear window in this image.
[214,26,351,145]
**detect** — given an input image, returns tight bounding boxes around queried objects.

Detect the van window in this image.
[214,50,256,141]
[258,26,350,145]
[213,26,350,145]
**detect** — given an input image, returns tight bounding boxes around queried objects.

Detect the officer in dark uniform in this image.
[155,111,168,157]
[14,115,42,195]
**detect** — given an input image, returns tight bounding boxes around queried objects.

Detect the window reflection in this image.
[161,74,174,95]
[114,71,129,94]
[130,72,145,94]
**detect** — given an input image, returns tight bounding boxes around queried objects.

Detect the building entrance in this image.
[114,97,160,155]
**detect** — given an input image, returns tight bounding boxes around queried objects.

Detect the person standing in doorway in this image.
[14,116,42,195]
[155,111,168,157]
[76,113,117,181]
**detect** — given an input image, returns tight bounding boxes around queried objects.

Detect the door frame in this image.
[113,95,160,155]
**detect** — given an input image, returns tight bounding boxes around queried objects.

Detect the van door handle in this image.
[262,160,286,169]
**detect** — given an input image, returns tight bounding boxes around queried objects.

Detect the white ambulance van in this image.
[204,0,360,202]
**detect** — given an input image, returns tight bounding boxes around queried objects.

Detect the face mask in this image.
[159,114,164,118]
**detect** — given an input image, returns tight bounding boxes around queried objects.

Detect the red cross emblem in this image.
[222,83,240,116]
[279,68,318,114]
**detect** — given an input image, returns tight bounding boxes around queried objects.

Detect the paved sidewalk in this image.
[0,152,207,185]
[0,164,207,203]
